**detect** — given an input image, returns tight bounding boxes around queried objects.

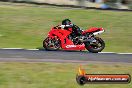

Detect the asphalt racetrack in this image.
[0,49,132,64]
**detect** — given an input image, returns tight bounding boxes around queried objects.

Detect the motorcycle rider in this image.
[60,19,83,38]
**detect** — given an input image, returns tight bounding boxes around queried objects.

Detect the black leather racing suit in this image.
[61,24,83,37]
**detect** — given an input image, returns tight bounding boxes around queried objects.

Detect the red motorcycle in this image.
[43,25,105,53]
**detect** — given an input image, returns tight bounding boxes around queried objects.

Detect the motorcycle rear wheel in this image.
[43,37,61,51]
[85,37,105,53]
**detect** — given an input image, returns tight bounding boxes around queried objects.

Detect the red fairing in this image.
[46,26,104,51]
[82,27,104,34]
[47,27,85,50]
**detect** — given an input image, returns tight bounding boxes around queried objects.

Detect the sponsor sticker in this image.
[66,45,76,48]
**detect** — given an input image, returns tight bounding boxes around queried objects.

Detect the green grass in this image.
[0,2,132,52]
[0,62,131,88]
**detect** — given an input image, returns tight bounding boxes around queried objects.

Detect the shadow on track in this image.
[37,47,96,54]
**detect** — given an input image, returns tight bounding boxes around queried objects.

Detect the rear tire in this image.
[43,37,61,51]
[85,37,105,53]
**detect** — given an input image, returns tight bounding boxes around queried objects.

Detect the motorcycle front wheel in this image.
[85,37,105,53]
[43,37,61,51]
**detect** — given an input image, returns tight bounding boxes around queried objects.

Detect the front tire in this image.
[43,37,61,51]
[85,37,105,53]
